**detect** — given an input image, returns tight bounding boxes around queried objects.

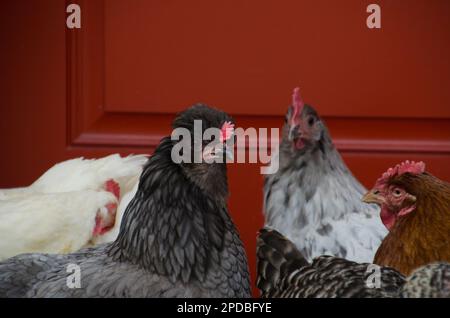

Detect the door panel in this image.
[103,0,450,118]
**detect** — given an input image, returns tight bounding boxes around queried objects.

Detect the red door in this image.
[1,0,450,296]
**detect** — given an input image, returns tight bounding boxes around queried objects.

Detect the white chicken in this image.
[90,176,139,245]
[0,154,147,261]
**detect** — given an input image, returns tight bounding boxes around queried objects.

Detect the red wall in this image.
[1,1,450,297]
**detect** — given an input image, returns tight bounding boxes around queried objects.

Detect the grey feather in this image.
[264,104,387,263]
[0,104,251,298]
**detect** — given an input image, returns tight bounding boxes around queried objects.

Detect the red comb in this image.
[291,87,304,126]
[376,160,426,185]
[220,121,234,143]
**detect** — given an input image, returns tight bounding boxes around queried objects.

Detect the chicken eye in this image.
[392,189,402,197]
[307,117,315,126]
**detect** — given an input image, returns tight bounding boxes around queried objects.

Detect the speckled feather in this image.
[257,228,450,298]
[257,229,404,298]
[401,263,450,298]
[264,104,387,262]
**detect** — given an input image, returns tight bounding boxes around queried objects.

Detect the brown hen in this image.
[363,161,450,276]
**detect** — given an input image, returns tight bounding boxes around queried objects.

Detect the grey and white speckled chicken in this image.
[0,104,251,298]
[257,228,450,298]
[263,87,387,263]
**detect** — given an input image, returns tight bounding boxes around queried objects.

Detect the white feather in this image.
[0,154,147,199]
[0,190,115,261]
[0,154,147,260]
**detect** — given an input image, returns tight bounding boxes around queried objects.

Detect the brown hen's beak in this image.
[362,190,385,205]
[406,193,417,203]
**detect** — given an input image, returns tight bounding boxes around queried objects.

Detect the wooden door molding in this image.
[65,0,450,154]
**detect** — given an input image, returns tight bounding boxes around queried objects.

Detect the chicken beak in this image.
[406,194,417,203]
[362,190,385,205]
[206,145,233,162]
[224,148,234,161]
[288,125,300,141]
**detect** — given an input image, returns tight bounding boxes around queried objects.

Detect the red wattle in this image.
[380,207,396,231]
[93,215,103,236]
[93,202,117,236]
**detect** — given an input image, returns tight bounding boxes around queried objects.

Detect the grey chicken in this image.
[257,228,450,298]
[0,104,251,298]
[263,87,387,262]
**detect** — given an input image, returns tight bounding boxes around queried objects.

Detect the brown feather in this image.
[374,172,450,275]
